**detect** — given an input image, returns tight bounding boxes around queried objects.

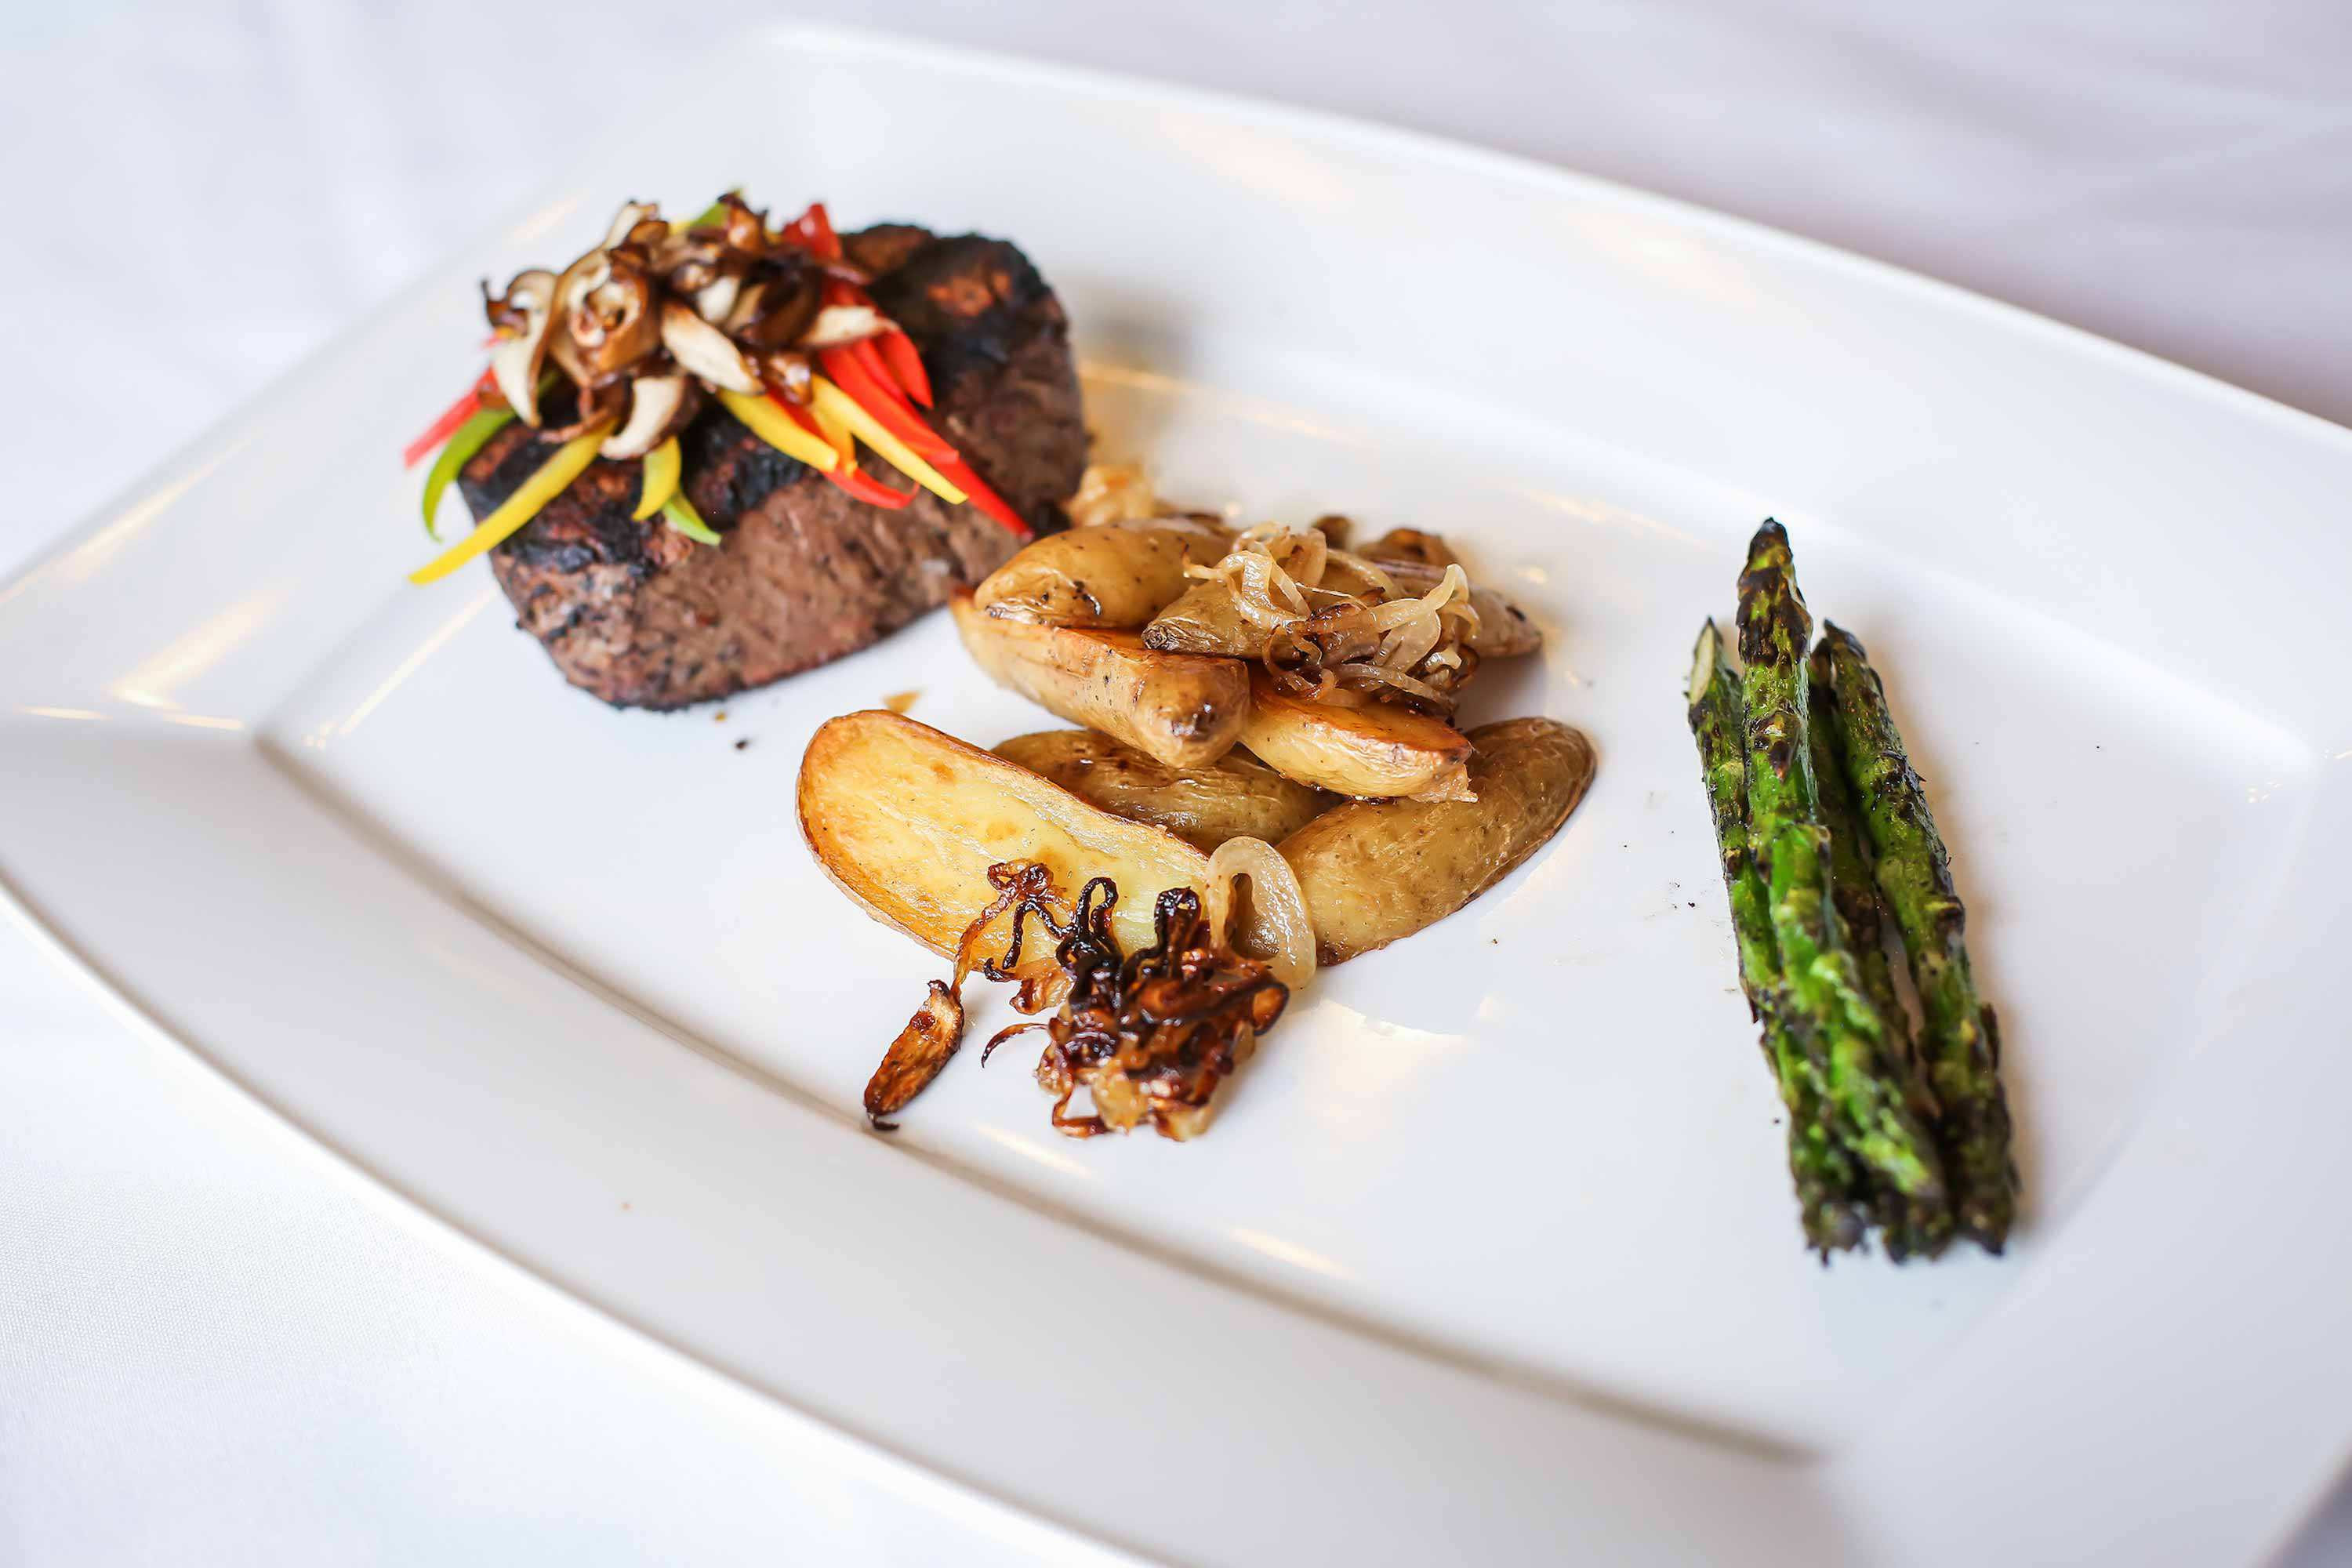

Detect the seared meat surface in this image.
[458,228,1085,710]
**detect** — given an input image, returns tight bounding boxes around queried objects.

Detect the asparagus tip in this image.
[1736,521,1811,666]
[1687,619,1720,709]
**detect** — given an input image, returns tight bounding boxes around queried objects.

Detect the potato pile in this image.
[800,481,1597,971]
[794,475,1598,1137]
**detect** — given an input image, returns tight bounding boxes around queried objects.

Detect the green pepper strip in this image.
[420,405,518,539]
[662,492,722,545]
[677,192,738,232]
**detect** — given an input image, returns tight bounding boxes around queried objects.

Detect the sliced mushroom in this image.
[660,299,759,393]
[601,199,660,250]
[485,268,557,426]
[734,270,820,350]
[552,249,660,385]
[599,372,688,459]
[695,273,741,325]
[717,194,768,256]
[799,302,892,350]
[721,278,768,334]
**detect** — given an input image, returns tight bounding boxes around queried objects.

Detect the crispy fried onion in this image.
[860,861,1057,1127]
[865,857,1305,1138]
[1186,521,1483,713]
[1011,878,1288,1141]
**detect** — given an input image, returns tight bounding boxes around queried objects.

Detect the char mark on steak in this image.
[457,229,1085,710]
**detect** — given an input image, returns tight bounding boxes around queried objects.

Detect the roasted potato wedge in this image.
[952,590,1250,769]
[1235,671,1473,800]
[1279,717,1597,963]
[972,518,1232,628]
[797,710,1209,976]
[1143,568,1541,661]
[993,729,1334,852]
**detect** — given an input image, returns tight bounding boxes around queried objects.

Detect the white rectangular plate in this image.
[4,26,2348,1566]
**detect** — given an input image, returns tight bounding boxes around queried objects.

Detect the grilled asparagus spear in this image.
[1817,622,2017,1250]
[1737,522,1948,1207]
[1806,660,1951,1260]
[1688,620,1867,1255]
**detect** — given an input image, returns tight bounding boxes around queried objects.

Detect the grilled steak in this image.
[457,228,1085,710]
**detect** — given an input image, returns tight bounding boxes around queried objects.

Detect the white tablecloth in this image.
[5,4,2348,1562]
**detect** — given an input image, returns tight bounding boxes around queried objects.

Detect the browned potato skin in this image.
[971,519,1232,629]
[1277,717,1597,963]
[797,710,1209,976]
[993,729,1334,852]
[1235,671,1472,800]
[951,590,1249,769]
[1143,569,1541,661]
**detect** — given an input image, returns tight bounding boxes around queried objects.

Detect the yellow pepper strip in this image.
[408,427,608,586]
[714,388,840,473]
[808,376,967,505]
[806,392,857,468]
[635,435,682,521]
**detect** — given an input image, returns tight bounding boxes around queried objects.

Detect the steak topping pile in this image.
[399,192,1085,707]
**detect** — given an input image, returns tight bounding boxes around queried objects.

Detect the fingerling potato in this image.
[952,590,1250,769]
[1278,717,1597,963]
[993,729,1334,852]
[797,710,1209,976]
[1236,671,1473,800]
[973,518,1232,628]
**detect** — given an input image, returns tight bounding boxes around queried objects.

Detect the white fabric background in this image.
[3,3,2348,1562]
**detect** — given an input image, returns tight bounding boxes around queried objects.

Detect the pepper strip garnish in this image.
[634,435,683,521]
[661,492,722,545]
[402,373,492,469]
[714,387,842,472]
[775,394,913,507]
[807,378,966,504]
[420,404,517,539]
[408,427,609,586]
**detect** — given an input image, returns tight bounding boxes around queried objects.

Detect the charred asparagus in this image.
[1817,622,2018,1250]
[1688,620,1868,1255]
[1737,522,1948,1207]
[1807,663,1951,1261]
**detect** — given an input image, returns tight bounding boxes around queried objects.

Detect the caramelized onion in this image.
[1188,523,1483,714]
[1202,837,1316,991]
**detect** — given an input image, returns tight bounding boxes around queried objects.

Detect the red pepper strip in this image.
[877,328,933,408]
[826,463,915,510]
[847,333,921,408]
[931,453,1031,539]
[818,345,957,463]
[777,394,914,509]
[815,279,931,413]
[784,201,843,263]
[401,372,493,468]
